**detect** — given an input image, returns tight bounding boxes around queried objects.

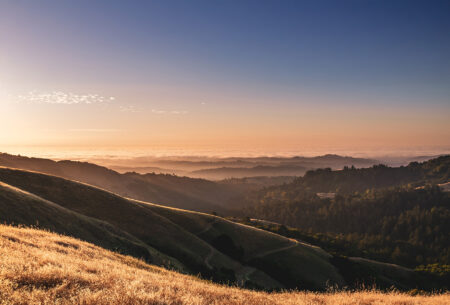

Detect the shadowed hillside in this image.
[0,166,439,291]
[2,225,449,304]
[248,155,450,196]
[238,156,450,269]
[0,152,383,211]
[0,153,242,213]
[0,181,185,269]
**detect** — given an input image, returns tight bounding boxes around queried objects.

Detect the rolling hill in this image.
[255,155,450,196]
[0,153,242,213]
[238,156,450,269]
[0,152,384,211]
[0,181,183,270]
[0,166,437,291]
[2,225,448,304]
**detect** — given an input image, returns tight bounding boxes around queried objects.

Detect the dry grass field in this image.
[1,225,448,305]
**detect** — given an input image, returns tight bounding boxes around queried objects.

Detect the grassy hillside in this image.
[0,166,436,291]
[0,167,338,290]
[1,225,448,305]
[145,203,343,289]
[0,181,183,271]
[0,167,249,285]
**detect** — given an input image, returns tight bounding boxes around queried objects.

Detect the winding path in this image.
[196,217,219,269]
[195,217,218,236]
[203,244,215,269]
[195,218,300,286]
[251,240,299,259]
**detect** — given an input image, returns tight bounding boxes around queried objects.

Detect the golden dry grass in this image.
[0,225,448,305]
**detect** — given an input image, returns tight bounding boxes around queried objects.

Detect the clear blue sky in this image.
[1,0,449,153]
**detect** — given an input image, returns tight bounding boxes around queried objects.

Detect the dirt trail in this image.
[196,218,298,286]
[196,217,218,235]
[196,218,219,269]
[251,240,299,259]
[203,244,215,269]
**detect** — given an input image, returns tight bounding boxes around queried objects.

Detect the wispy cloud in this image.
[151,109,188,115]
[69,128,121,132]
[119,105,140,113]
[16,91,115,105]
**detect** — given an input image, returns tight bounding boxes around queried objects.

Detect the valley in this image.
[0,152,448,303]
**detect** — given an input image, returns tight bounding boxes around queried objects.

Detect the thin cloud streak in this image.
[151,109,188,115]
[119,105,139,112]
[16,91,115,105]
[69,129,121,132]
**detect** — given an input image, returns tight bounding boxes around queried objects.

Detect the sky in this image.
[1,0,449,157]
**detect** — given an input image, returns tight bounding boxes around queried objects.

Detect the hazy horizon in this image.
[2,145,449,161]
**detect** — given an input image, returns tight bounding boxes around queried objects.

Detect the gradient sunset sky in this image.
[1,0,449,156]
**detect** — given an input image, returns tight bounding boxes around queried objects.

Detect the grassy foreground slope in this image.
[0,181,184,271]
[1,225,448,305]
[0,168,260,286]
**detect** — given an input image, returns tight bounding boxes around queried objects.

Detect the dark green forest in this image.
[238,156,450,274]
[241,155,449,200]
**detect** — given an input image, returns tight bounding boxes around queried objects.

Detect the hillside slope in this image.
[0,152,384,210]
[246,155,450,198]
[0,181,184,271]
[0,167,338,290]
[239,156,450,268]
[0,153,239,213]
[0,166,434,290]
[1,225,448,305]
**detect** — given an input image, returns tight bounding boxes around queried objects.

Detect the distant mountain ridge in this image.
[92,154,381,179]
[0,152,382,210]
[0,153,237,213]
[189,165,309,179]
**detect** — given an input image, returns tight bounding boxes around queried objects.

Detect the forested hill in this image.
[244,155,449,201]
[238,156,450,269]
[242,186,450,267]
